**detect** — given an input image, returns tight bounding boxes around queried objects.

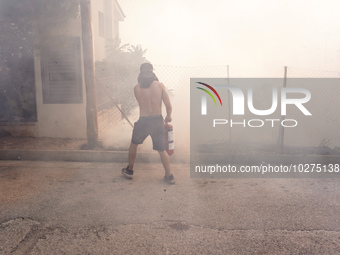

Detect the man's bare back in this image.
[134,81,172,122]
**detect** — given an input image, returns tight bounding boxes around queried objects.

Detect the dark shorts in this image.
[131,115,166,151]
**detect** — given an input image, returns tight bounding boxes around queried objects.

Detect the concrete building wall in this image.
[34,50,87,139]
[91,0,125,61]
[91,0,106,61]
[0,122,38,137]
[34,19,87,139]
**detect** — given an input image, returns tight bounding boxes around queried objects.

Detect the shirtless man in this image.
[121,63,175,184]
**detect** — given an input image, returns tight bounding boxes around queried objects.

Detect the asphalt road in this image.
[1,160,340,254]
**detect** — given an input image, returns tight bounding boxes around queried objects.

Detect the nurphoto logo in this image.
[191,78,340,179]
[196,81,312,128]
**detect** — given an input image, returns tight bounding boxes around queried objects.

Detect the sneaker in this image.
[164,174,175,184]
[122,166,134,179]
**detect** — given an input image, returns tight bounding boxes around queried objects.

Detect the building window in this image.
[41,37,83,104]
[98,11,105,38]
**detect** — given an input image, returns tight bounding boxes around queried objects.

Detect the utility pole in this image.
[80,0,98,148]
[277,66,287,154]
[227,65,231,142]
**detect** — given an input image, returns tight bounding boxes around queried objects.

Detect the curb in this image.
[0,150,189,164]
[1,150,340,164]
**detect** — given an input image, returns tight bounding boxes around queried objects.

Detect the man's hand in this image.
[164,115,172,123]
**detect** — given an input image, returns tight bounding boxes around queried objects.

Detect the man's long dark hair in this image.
[137,63,159,88]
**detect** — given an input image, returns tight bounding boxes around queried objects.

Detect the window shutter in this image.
[42,37,83,104]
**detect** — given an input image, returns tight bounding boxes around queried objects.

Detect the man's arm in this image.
[161,83,172,123]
